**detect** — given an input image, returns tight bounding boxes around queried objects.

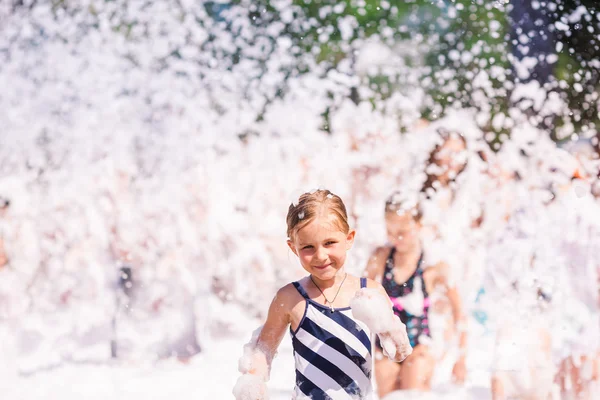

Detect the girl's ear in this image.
[287,239,298,256]
[346,230,356,249]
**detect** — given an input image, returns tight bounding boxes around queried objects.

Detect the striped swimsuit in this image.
[291,278,373,400]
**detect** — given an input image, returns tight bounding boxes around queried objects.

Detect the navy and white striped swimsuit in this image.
[291,278,373,399]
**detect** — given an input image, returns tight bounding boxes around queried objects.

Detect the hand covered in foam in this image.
[350,288,413,362]
[233,374,269,400]
[238,341,270,379]
[233,327,270,400]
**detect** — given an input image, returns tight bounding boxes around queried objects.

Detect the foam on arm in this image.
[233,286,291,400]
[350,287,413,362]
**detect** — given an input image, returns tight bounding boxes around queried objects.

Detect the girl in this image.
[487,250,555,400]
[418,129,487,366]
[418,129,483,287]
[234,189,411,400]
[364,192,467,398]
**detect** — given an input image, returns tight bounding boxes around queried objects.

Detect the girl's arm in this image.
[491,374,505,400]
[254,286,294,368]
[352,279,412,363]
[234,286,294,400]
[447,285,467,383]
[447,286,467,352]
[0,238,7,267]
[424,265,467,383]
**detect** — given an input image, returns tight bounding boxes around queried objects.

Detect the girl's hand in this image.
[232,374,269,400]
[378,326,413,363]
[233,284,295,400]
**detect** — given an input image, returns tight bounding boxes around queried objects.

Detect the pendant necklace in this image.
[310,273,348,313]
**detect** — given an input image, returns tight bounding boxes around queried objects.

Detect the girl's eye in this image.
[325,241,336,246]
[302,245,313,250]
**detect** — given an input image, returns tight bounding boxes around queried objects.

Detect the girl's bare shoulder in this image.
[366,245,391,268]
[275,281,306,307]
[371,245,392,259]
[364,245,391,279]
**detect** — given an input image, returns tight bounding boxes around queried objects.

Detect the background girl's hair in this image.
[286,189,349,240]
[420,129,468,197]
[384,191,422,221]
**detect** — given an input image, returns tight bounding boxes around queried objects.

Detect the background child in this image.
[364,191,467,398]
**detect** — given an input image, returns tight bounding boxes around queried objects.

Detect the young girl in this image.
[487,251,555,400]
[233,189,412,400]
[364,192,467,398]
[415,129,490,321]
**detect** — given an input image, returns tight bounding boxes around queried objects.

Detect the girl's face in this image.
[433,137,467,181]
[288,215,355,281]
[385,212,420,253]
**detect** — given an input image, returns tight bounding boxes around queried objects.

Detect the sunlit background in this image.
[1,1,599,399]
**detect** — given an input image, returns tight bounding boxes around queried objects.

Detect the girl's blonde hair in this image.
[286,189,349,240]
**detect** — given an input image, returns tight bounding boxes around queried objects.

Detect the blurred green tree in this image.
[9,0,600,146]
[218,0,599,145]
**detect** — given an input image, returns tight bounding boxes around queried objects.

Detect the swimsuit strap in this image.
[416,253,428,297]
[360,277,367,288]
[381,247,396,281]
[385,247,396,272]
[415,252,424,275]
[292,281,310,299]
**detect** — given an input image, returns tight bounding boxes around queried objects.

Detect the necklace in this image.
[310,273,348,313]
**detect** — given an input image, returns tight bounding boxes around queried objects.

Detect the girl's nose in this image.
[315,246,328,261]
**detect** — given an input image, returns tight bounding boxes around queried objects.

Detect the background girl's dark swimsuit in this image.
[378,248,431,350]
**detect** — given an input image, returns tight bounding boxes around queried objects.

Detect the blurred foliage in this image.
[539,0,600,142]
[221,0,600,144]
[10,0,600,144]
